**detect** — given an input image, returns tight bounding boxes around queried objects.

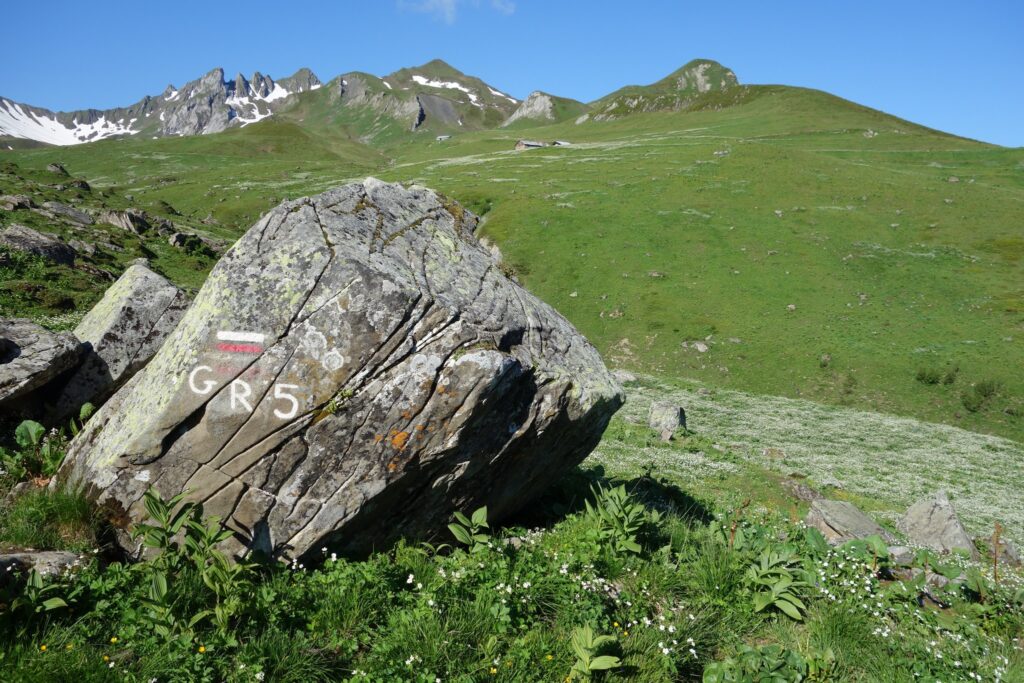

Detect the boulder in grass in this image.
[648,401,685,440]
[0,224,76,266]
[0,319,83,412]
[805,499,896,545]
[51,262,189,419]
[57,179,623,561]
[898,490,979,560]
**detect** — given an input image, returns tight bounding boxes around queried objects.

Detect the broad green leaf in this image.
[776,598,804,621]
[589,655,621,670]
[15,420,45,449]
[42,597,67,610]
[471,506,488,527]
[448,523,473,546]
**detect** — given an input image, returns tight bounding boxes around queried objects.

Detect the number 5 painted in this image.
[273,384,300,419]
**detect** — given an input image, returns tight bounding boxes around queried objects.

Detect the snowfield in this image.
[0,98,139,145]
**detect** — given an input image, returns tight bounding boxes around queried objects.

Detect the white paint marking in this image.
[188,365,217,394]
[230,379,253,413]
[217,331,266,343]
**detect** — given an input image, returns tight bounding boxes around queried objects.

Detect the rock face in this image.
[805,499,896,544]
[41,201,92,225]
[502,91,555,127]
[58,179,623,560]
[52,263,189,419]
[0,319,83,410]
[898,491,978,559]
[98,209,151,234]
[0,551,81,581]
[0,224,76,265]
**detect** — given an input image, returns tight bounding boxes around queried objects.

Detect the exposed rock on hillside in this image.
[0,224,76,265]
[805,499,896,544]
[590,59,738,121]
[52,263,189,419]
[502,91,588,128]
[58,179,623,560]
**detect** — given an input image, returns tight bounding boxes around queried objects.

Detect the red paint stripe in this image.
[216,343,263,354]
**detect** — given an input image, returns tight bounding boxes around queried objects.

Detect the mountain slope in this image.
[587,58,738,120]
[0,67,321,146]
[2,64,1021,445]
[500,91,588,128]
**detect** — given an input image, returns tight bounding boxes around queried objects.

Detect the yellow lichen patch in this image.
[373,434,384,444]
[391,431,410,451]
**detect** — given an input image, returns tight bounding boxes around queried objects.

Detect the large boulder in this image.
[41,201,92,225]
[805,499,896,545]
[648,401,686,440]
[0,224,76,266]
[51,262,189,419]
[898,490,979,560]
[58,179,623,560]
[0,319,83,411]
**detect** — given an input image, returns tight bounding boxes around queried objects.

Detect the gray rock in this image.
[41,201,93,225]
[46,162,69,176]
[898,491,979,560]
[0,551,82,579]
[0,224,76,265]
[68,239,96,257]
[51,263,188,419]
[57,179,623,561]
[780,477,822,502]
[805,499,896,545]
[888,545,915,566]
[648,401,685,438]
[0,194,35,210]
[0,319,83,409]
[98,209,150,234]
[611,369,637,384]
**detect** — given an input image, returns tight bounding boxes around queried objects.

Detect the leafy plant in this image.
[132,488,196,559]
[744,548,810,620]
[568,624,621,680]
[703,644,837,682]
[447,505,489,553]
[583,483,651,555]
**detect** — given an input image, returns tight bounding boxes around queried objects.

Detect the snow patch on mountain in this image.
[0,98,138,145]
[488,86,518,104]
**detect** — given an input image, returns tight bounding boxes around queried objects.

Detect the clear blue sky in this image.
[1,1,1021,146]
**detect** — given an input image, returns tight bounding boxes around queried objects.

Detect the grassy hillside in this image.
[2,82,1021,444]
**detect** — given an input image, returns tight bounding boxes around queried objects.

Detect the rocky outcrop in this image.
[40,201,92,225]
[0,194,35,210]
[52,263,188,419]
[805,499,896,544]
[58,179,623,561]
[898,491,979,559]
[0,551,82,580]
[0,224,76,265]
[0,319,83,411]
[501,92,555,127]
[98,209,151,234]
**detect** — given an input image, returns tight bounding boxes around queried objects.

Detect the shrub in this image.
[915,367,942,385]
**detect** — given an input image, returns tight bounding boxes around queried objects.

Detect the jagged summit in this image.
[0,66,321,146]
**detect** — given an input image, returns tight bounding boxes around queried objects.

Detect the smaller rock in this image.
[948,176,960,183]
[805,499,896,545]
[68,239,96,257]
[41,201,93,225]
[0,319,83,410]
[648,401,686,439]
[68,179,91,192]
[780,477,822,502]
[0,224,76,266]
[611,369,636,384]
[888,545,915,566]
[693,341,708,353]
[0,194,35,210]
[98,209,151,234]
[0,551,81,581]
[46,162,69,176]
[897,490,979,560]
[51,262,189,417]
[786,304,797,312]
